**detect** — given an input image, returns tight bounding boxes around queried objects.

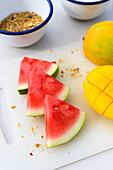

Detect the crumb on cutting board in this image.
[30,152,33,156]
[59,59,64,63]
[17,123,21,128]
[35,143,41,148]
[71,51,74,54]
[11,105,16,109]
[51,61,56,64]
[41,148,45,152]
[30,127,34,132]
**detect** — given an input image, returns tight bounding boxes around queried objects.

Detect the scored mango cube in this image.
[104,67,113,80]
[86,71,111,91]
[95,65,111,75]
[83,81,101,106]
[91,92,112,115]
[104,103,113,120]
[104,81,113,99]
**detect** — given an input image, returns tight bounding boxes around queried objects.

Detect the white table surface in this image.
[0,0,113,170]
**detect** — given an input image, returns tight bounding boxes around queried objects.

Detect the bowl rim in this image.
[0,0,53,35]
[66,0,109,5]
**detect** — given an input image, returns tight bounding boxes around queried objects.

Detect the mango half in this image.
[83,65,113,120]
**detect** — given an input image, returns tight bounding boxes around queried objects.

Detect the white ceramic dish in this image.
[0,0,53,47]
[61,0,109,20]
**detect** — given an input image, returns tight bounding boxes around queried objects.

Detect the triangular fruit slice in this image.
[26,68,70,117]
[44,95,86,148]
[17,57,59,95]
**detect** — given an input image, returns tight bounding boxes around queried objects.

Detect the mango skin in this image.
[83,65,113,120]
[83,21,113,65]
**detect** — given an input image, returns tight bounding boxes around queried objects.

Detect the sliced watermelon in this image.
[26,68,70,117]
[17,57,59,95]
[44,95,86,148]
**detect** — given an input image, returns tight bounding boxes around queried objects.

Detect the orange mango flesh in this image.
[83,65,113,120]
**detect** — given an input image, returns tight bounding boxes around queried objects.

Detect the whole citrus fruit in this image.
[83,21,113,65]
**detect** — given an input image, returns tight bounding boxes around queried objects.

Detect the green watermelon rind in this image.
[46,111,86,148]
[26,86,71,117]
[17,64,59,95]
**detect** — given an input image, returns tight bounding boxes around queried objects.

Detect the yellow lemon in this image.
[83,21,113,65]
[83,65,113,120]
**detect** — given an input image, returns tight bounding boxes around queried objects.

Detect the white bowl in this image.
[61,0,109,20]
[0,0,53,47]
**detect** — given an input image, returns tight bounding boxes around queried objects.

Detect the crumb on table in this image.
[50,49,53,52]
[21,136,24,138]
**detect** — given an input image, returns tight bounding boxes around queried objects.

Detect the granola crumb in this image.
[17,123,21,128]
[21,136,24,138]
[78,74,82,77]
[75,48,78,52]
[21,157,23,159]
[71,73,74,76]
[30,152,33,156]
[41,148,45,152]
[66,68,68,71]
[41,136,44,139]
[74,75,77,78]
[50,49,53,52]
[11,105,16,109]
[61,75,64,77]
[34,132,36,135]
[35,143,40,148]
[36,125,38,128]
[68,152,70,154]
[30,127,34,132]
[61,70,64,74]
[59,59,64,63]
[71,51,74,54]
[76,68,79,73]
[47,150,51,154]
[51,61,56,64]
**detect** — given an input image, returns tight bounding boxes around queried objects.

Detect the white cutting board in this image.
[0,42,113,170]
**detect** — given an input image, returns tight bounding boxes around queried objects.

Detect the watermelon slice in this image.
[44,95,86,148]
[17,57,59,95]
[26,68,70,117]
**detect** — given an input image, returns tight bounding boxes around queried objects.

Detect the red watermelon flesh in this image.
[18,57,59,95]
[44,95,86,148]
[26,68,70,117]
